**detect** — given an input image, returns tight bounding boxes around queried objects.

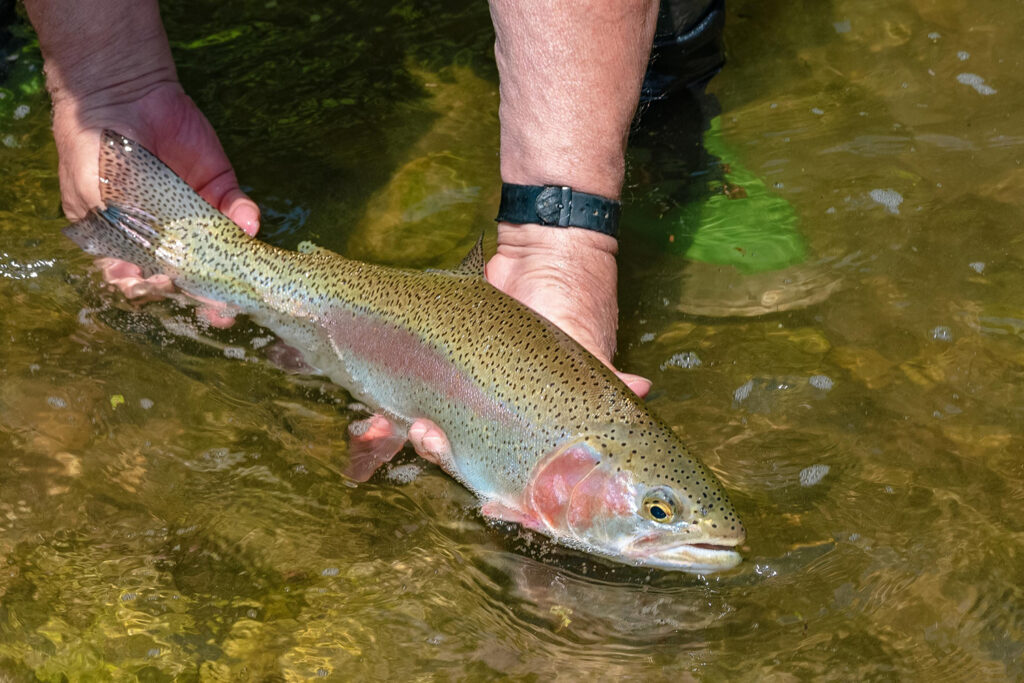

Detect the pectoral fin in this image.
[344,414,408,482]
[481,500,543,531]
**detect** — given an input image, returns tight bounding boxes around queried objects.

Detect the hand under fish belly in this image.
[64,130,746,573]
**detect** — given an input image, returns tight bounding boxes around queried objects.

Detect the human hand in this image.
[54,82,260,327]
[25,0,259,326]
[486,223,651,397]
[407,223,652,463]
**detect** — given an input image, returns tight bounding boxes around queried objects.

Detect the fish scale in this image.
[65,130,745,572]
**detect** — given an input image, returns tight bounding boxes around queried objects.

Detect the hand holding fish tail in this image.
[26,0,259,326]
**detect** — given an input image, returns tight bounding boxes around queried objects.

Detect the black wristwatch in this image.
[495,183,621,239]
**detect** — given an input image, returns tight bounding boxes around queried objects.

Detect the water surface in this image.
[1,0,1022,679]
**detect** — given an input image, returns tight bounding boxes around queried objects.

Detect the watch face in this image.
[534,185,566,225]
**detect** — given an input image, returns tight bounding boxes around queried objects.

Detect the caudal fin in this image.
[63,130,246,282]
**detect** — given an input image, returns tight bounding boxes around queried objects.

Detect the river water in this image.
[1,0,1022,679]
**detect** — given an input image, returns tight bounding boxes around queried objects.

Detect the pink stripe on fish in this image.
[321,307,521,430]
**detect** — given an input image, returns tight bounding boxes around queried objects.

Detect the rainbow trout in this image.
[66,131,745,572]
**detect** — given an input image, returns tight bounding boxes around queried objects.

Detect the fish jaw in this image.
[484,440,745,574]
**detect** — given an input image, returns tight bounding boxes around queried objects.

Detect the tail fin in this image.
[64,130,245,281]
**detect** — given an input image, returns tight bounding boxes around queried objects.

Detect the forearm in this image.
[488,0,659,199]
[23,0,177,107]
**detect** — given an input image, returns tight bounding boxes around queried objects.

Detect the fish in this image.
[64,130,746,573]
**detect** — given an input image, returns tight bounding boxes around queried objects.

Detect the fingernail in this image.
[627,378,652,397]
[232,202,260,235]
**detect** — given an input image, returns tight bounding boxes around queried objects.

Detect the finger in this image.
[188,293,239,329]
[191,165,260,236]
[197,304,238,329]
[221,187,260,236]
[98,258,176,301]
[407,419,451,465]
[616,372,652,398]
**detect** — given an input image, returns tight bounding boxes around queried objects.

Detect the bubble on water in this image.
[321,567,339,577]
[223,346,245,360]
[957,51,970,61]
[811,107,824,115]
[660,352,702,370]
[139,398,154,410]
[386,463,423,484]
[799,464,830,487]
[932,326,953,342]
[2,134,15,148]
[969,261,985,274]
[640,332,656,343]
[825,206,836,214]
[809,375,834,391]
[734,380,754,403]
[956,73,997,95]
[870,189,903,214]
[251,335,275,349]
[12,104,29,120]
[46,396,67,409]
[927,31,941,41]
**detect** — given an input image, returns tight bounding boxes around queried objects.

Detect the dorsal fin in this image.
[297,240,331,256]
[429,232,485,277]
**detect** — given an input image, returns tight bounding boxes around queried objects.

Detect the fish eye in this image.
[642,488,678,524]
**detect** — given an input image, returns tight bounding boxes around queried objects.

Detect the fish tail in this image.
[64,130,251,295]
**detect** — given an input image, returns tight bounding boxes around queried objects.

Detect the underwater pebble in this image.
[957,51,970,61]
[733,380,754,403]
[660,352,702,371]
[139,398,154,410]
[932,326,953,342]
[809,375,834,391]
[46,396,67,409]
[869,189,903,214]
[956,73,997,95]
[969,261,985,274]
[799,464,830,487]
[222,346,245,360]
[12,104,29,120]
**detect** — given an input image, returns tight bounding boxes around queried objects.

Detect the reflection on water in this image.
[1,0,1023,678]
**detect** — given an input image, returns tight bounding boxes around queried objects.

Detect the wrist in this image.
[495,222,618,260]
[26,0,178,109]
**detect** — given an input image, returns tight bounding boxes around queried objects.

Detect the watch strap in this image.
[495,183,621,238]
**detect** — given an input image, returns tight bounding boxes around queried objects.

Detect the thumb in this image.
[616,371,652,398]
[220,187,261,236]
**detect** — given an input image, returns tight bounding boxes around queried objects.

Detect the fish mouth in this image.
[623,537,743,573]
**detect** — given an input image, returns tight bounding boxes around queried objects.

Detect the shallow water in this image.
[1,0,1023,679]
